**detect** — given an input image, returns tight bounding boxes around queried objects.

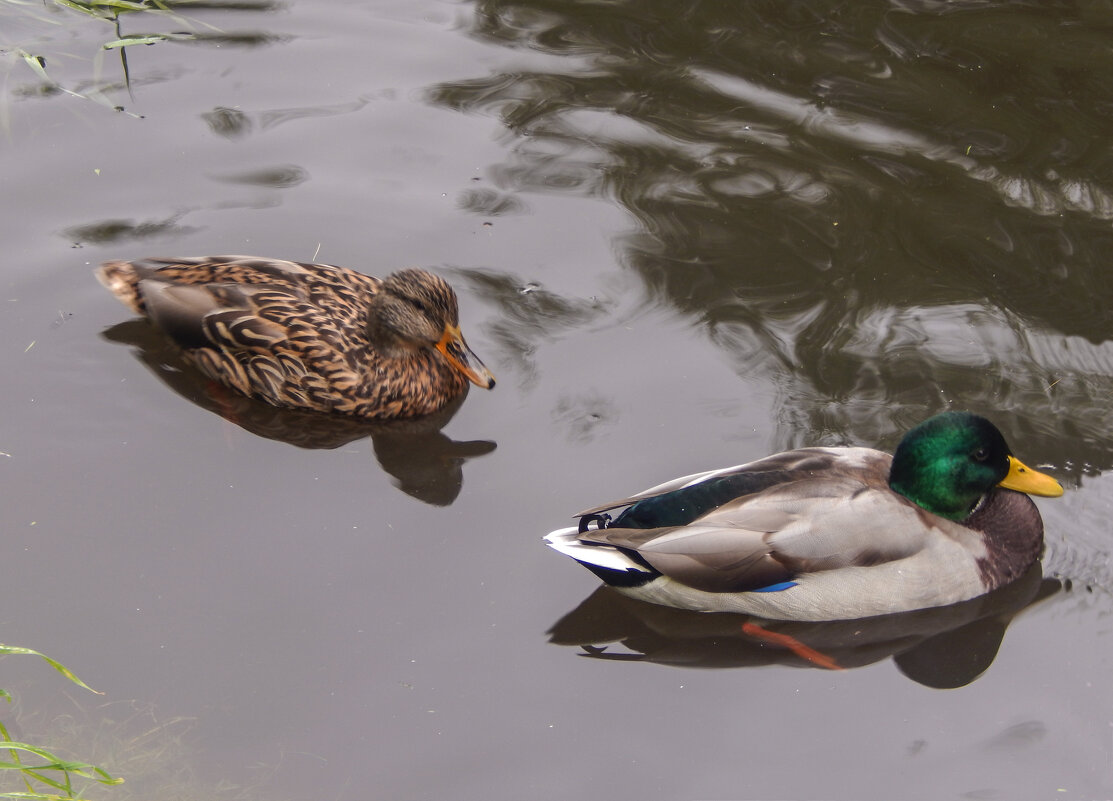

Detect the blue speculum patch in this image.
[751,581,798,593]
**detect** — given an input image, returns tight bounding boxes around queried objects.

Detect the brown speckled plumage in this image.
[97,255,495,419]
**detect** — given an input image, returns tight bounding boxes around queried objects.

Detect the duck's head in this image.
[888,411,1063,520]
[370,269,496,389]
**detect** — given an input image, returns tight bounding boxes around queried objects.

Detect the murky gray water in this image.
[2,1,1112,799]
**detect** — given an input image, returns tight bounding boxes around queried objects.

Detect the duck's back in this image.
[97,255,382,328]
[580,447,892,528]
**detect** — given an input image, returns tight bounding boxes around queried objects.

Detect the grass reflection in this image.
[0,0,282,120]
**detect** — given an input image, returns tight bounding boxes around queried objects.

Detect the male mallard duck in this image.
[545,412,1063,621]
[97,256,495,419]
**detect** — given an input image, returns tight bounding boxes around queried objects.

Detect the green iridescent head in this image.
[888,412,1062,521]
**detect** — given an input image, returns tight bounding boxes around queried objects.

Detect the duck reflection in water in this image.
[101,319,495,506]
[548,565,1060,688]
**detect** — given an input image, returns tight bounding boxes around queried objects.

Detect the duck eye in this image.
[973,447,989,462]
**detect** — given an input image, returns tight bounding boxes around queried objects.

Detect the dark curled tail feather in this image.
[578,513,611,533]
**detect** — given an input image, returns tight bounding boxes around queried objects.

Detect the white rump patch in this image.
[544,527,651,574]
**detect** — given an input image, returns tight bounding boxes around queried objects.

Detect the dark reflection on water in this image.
[101,321,496,505]
[457,185,530,216]
[162,0,283,9]
[203,106,254,138]
[64,216,200,246]
[201,99,370,139]
[430,0,1113,473]
[177,31,288,48]
[451,266,614,391]
[549,564,1060,688]
[209,164,309,188]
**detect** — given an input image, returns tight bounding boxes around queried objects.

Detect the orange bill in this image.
[436,324,496,389]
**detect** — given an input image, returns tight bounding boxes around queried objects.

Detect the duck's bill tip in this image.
[999,455,1064,497]
[465,369,496,390]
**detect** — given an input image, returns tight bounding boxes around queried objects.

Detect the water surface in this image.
[1,1,1111,799]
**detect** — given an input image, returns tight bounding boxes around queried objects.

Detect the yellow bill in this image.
[999,455,1064,497]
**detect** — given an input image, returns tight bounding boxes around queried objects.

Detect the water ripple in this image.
[432,0,1113,467]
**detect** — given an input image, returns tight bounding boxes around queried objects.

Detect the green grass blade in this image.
[0,743,123,783]
[0,646,101,695]
[47,0,116,19]
[17,53,51,83]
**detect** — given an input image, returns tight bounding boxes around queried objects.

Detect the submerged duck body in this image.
[97,256,495,419]
[545,413,1063,621]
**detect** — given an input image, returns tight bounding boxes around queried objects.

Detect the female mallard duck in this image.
[97,255,495,419]
[545,412,1063,621]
